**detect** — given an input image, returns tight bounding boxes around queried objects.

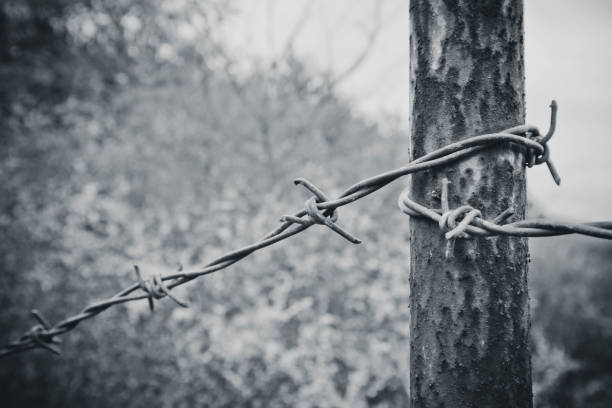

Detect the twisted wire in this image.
[2,101,611,358]
[398,190,612,240]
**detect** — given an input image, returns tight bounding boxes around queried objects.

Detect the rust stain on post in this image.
[409,0,531,406]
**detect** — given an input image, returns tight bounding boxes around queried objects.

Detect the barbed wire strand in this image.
[2,101,612,358]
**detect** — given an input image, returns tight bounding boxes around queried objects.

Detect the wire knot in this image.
[399,178,517,259]
[280,178,361,244]
[134,265,188,311]
[24,310,62,355]
[439,206,482,240]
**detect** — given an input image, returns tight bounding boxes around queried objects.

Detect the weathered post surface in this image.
[409,1,531,407]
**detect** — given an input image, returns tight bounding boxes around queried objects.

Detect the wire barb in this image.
[535,100,561,185]
[3,310,65,357]
[493,208,515,225]
[281,178,361,244]
[134,265,188,311]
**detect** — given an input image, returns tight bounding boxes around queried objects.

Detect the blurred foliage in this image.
[530,237,612,408]
[0,1,611,407]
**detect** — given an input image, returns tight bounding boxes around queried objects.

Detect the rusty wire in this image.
[2,101,611,359]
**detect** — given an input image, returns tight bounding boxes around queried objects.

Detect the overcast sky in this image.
[222,0,612,220]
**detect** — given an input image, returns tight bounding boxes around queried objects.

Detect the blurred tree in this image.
[0,1,412,406]
[530,237,612,407]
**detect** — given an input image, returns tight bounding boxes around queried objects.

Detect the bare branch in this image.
[326,0,383,89]
[279,0,314,60]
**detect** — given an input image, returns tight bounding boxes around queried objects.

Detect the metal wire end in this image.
[540,100,557,144]
[493,207,515,225]
[293,178,329,202]
[444,238,456,260]
[532,100,560,185]
[152,275,189,308]
[545,154,561,186]
[440,178,450,214]
[31,309,52,331]
[534,145,561,185]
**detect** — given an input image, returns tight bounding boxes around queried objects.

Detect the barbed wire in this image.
[2,101,611,358]
[398,177,612,259]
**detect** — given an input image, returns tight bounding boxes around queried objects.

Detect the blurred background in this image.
[0,0,611,407]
